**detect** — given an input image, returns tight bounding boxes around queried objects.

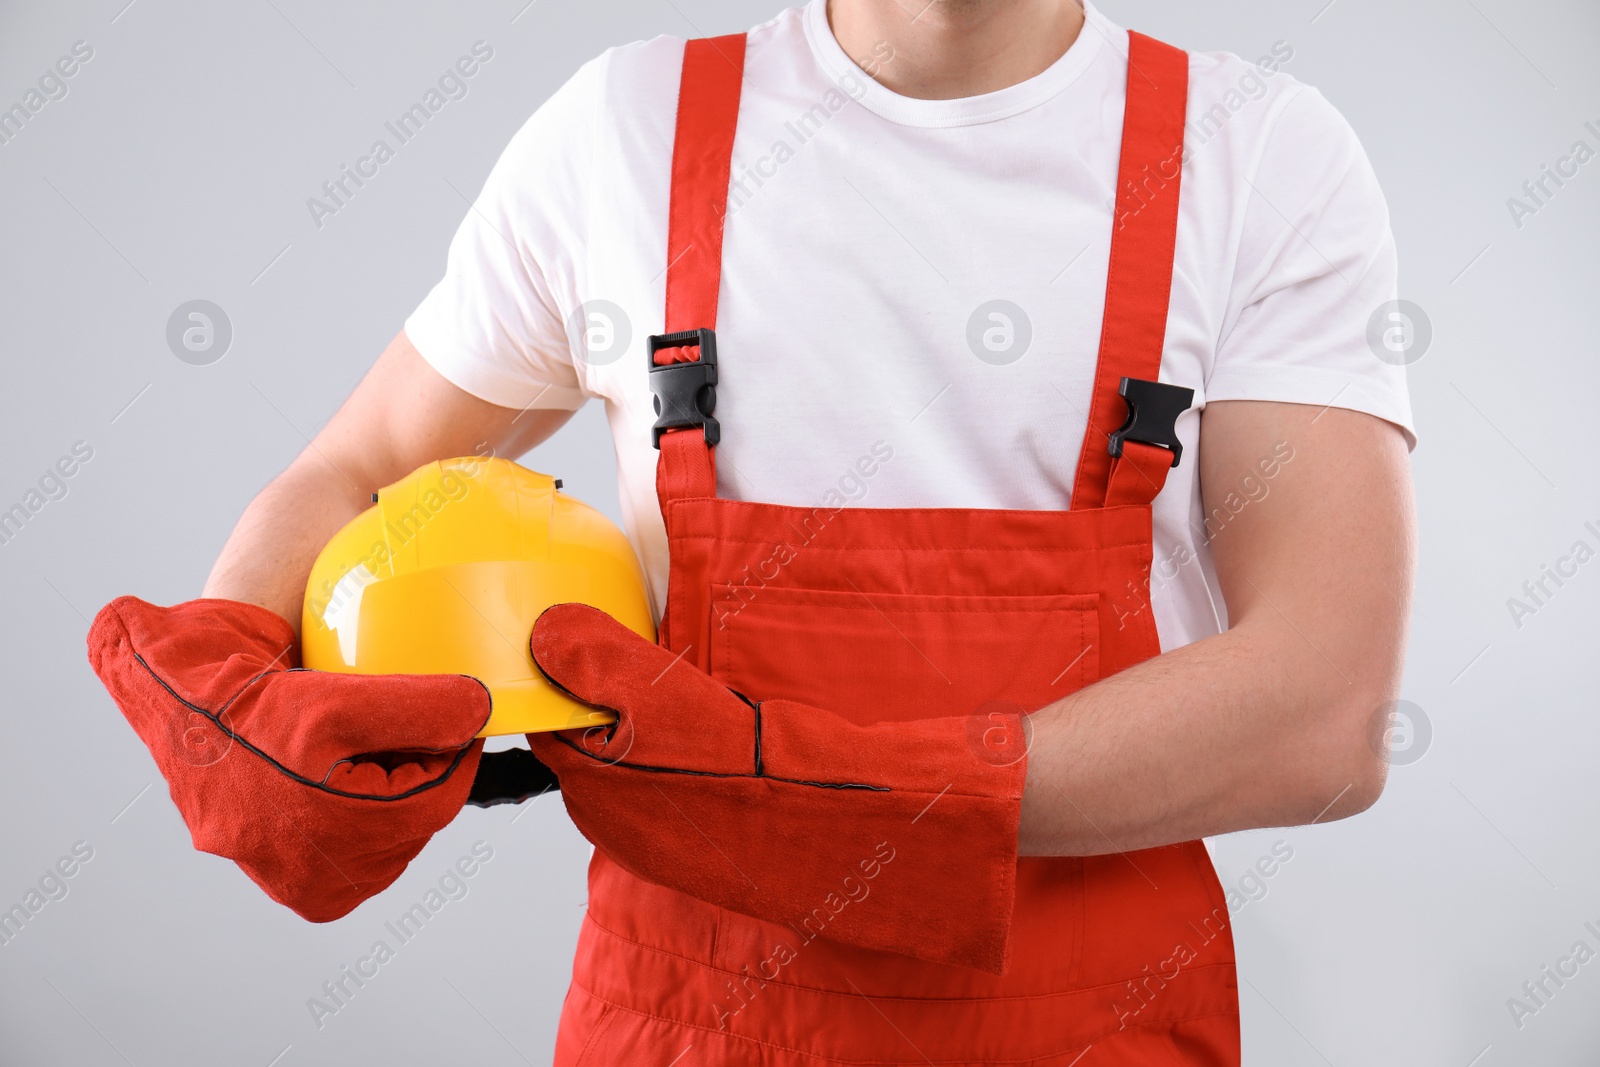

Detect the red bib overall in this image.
[554,30,1241,1066]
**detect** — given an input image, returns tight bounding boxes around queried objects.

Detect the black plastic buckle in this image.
[1107,377,1194,468]
[647,328,720,448]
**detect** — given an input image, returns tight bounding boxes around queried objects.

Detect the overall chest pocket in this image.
[709,586,1099,724]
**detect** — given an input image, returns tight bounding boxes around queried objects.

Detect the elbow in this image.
[1339,734,1391,818]
[1280,612,1412,824]
[1304,689,1397,821]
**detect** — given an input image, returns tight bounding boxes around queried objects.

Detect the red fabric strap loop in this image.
[1104,439,1177,508]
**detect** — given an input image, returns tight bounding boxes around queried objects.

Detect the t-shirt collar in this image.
[801,0,1110,128]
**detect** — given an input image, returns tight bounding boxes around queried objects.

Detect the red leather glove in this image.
[527,603,1029,974]
[87,596,490,921]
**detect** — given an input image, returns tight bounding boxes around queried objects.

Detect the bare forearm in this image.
[1018,620,1389,856]
[201,453,372,628]
[1019,402,1414,857]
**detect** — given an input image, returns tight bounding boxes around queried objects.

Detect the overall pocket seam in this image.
[711,585,1101,715]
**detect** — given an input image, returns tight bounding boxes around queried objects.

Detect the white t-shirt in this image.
[406,0,1415,652]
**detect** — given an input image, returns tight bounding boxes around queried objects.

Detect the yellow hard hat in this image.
[301,456,654,736]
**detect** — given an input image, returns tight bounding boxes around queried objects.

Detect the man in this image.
[88,0,1416,1062]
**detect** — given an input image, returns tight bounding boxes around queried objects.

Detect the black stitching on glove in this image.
[549,717,887,792]
[131,652,485,802]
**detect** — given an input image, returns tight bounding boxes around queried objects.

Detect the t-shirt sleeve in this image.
[1206,85,1417,450]
[404,57,606,412]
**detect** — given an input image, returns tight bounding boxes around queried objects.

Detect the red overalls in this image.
[554,30,1241,1066]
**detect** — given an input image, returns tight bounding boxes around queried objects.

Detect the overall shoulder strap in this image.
[653,34,746,510]
[1070,32,1191,511]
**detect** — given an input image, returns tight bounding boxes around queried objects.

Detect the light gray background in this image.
[1,0,1596,1063]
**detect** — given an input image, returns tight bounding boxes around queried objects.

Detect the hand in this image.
[526,603,1029,973]
[87,596,490,921]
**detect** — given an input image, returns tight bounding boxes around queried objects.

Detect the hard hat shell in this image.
[301,456,653,736]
